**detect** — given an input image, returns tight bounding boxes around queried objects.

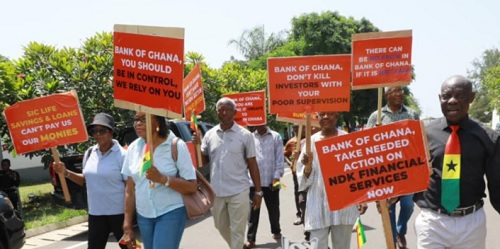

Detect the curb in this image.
[25,215,88,238]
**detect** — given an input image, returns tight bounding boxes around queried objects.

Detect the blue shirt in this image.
[251,127,284,187]
[121,132,196,218]
[83,139,127,215]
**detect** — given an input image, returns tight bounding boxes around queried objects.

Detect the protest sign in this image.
[4,91,88,155]
[183,63,205,117]
[113,24,184,118]
[352,30,412,89]
[267,55,351,114]
[315,120,429,211]
[223,91,266,126]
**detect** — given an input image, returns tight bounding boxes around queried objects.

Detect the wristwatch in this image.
[255,190,264,197]
[164,176,170,187]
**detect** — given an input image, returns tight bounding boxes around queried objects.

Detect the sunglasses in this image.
[134,117,146,124]
[90,127,110,135]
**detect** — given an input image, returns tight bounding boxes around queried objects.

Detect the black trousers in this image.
[87,214,128,249]
[298,190,310,240]
[2,188,19,211]
[292,172,301,218]
[247,187,281,242]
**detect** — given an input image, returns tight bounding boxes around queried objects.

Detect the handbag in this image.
[172,137,215,219]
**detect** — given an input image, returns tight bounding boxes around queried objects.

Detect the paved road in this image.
[25,168,500,248]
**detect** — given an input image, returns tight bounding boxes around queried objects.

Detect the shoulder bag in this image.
[172,137,215,219]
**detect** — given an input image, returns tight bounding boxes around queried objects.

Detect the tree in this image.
[290,11,381,129]
[468,48,500,122]
[228,25,287,61]
[0,33,135,167]
[483,64,500,110]
[185,52,205,65]
[0,59,23,151]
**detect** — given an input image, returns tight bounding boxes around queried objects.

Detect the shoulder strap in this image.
[171,137,179,162]
[82,147,93,169]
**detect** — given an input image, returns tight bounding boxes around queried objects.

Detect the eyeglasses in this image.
[90,127,109,135]
[134,117,146,124]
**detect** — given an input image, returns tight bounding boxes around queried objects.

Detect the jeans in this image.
[137,206,187,249]
[390,194,414,242]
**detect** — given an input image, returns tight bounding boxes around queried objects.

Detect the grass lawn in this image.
[18,182,87,230]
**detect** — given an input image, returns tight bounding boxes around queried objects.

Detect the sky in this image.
[2,0,500,119]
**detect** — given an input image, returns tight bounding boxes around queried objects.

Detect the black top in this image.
[414,116,500,214]
[0,169,20,189]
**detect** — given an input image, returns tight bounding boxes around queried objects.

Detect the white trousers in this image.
[212,189,250,249]
[309,224,352,249]
[415,208,486,249]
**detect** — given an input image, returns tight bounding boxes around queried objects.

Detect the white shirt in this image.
[297,130,359,231]
[83,139,127,215]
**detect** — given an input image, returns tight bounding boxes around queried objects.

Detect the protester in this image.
[121,112,197,249]
[0,159,21,211]
[297,112,366,249]
[52,113,128,249]
[414,75,500,249]
[284,124,305,226]
[192,97,262,249]
[244,125,284,248]
[366,86,420,249]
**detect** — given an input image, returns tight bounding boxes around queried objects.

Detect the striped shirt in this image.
[251,127,284,187]
[366,105,419,127]
[201,122,256,197]
[297,130,359,231]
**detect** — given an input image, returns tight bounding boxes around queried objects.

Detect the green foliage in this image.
[228,25,287,61]
[468,47,500,121]
[248,40,306,70]
[483,64,500,110]
[19,183,87,230]
[290,11,381,128]
[0,33,135,167]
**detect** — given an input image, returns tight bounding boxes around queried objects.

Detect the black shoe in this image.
[293,218,303,225]
[397,233,407,249]
[304,231,310,241]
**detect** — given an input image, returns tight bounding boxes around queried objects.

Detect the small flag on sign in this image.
[354,217,367,249]
[139,143,151,176]
[190,110,199,133]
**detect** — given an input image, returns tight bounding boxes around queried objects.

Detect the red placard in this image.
[183,63,205,117]
[113,25,184,118]
[223,91,266,126]
[267,55,351,114]
[352,30,412,89]
[3,91,88,154]
[315,120,429,211]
